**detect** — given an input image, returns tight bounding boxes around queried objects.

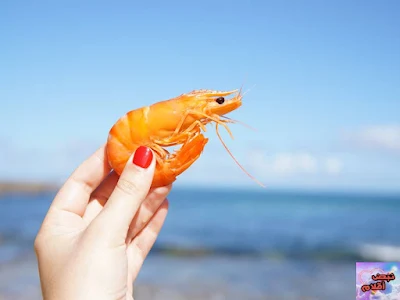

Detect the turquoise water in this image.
[0,188,399,299]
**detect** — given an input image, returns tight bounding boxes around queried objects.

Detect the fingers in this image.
[92,146,156,246]
[127,199,169,283]
[83,171,171,231]
[82,171,119,224]
[50,143,111,217]
[125,184,171,243]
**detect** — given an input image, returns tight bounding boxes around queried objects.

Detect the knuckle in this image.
[33,235,43,252]
[151,185,171,198]
[133,239,146,260]
[90,191,109,206]
[116,177,140,195]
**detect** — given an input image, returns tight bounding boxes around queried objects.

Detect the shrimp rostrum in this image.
[106,88,264,188]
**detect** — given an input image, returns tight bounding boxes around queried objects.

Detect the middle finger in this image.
[125,184,172,243]
[83,171,119,224]
[83,172,172,230]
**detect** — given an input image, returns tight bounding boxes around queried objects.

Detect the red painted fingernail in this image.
[132,146,153,168]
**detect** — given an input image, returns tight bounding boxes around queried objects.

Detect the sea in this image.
[0,188,399,300]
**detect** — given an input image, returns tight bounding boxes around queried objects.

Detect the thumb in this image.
[92,146,156,245]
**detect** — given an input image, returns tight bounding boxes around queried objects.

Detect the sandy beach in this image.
[0,254,276,300]
[0,253,270,300]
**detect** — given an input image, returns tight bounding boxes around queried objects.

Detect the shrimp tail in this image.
[156,133,208,187]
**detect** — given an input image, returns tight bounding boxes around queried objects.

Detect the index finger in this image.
[49,143,112,217]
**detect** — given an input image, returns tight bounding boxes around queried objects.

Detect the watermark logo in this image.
[356,262,399,299]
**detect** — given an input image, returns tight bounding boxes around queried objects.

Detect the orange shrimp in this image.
[106,88,264,188]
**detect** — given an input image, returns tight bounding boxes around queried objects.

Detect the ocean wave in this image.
[358,243,400,261]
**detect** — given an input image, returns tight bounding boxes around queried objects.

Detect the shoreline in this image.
[0,182,58,196]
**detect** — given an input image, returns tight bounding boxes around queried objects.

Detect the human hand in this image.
[34,145,171,300]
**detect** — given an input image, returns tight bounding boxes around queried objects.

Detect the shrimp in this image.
[106,88,264,188]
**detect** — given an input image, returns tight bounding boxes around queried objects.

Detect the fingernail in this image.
[132,146,153,168]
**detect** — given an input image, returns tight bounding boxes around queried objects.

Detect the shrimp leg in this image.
[153,120,204,147]
[164,132,209,175]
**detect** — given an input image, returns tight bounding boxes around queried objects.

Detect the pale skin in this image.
[34,144,171,300]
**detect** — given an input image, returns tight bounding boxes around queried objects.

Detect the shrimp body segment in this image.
[106,89,243,188]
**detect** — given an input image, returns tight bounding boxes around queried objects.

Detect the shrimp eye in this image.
[216,97,225,104]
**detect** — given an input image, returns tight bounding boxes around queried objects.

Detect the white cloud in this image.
[247,150,343,177]
[271,153,318,174]
[324,157,343,175]
[345,125,400,153]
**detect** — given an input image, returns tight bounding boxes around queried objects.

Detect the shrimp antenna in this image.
[242,83,256,98]
[219,84,258,131]
[237,75,256,99]
[215,123,265,188]
[220,116,257,132]
[220,84,258,132]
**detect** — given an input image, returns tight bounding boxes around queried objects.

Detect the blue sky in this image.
[1,0,399,192]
